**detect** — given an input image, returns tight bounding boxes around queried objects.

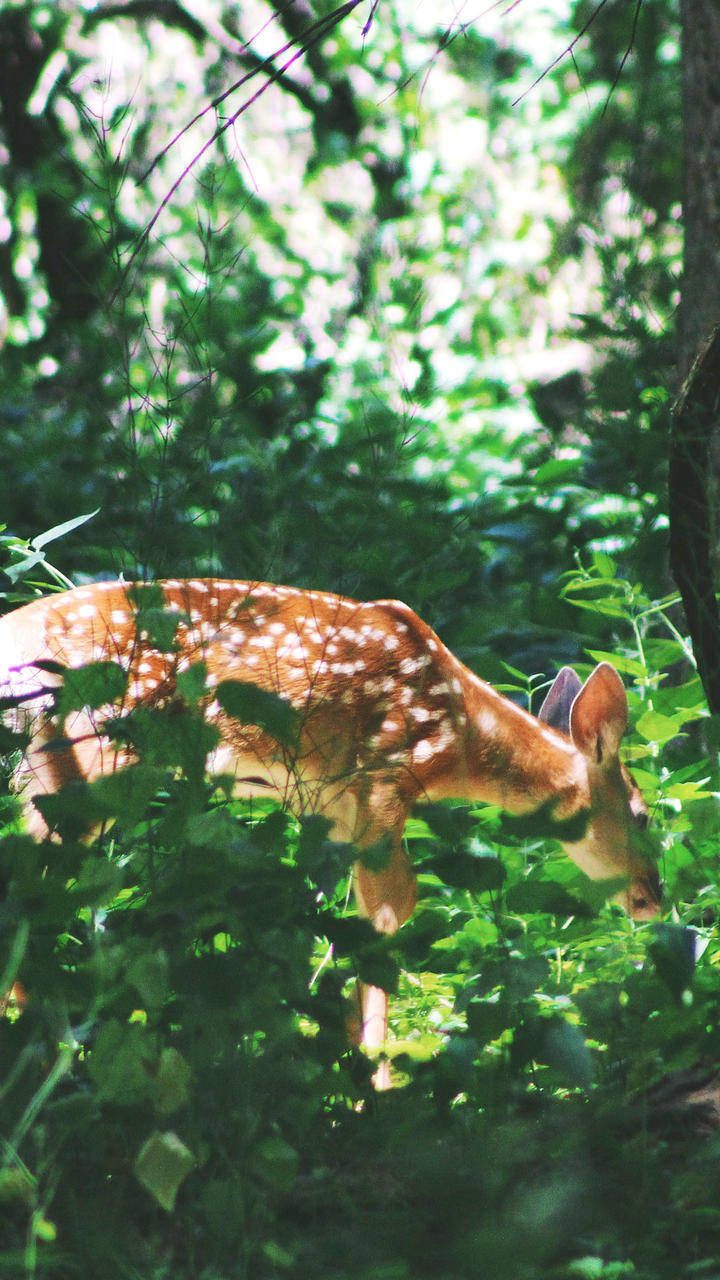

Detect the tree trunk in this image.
[668,0,720,712]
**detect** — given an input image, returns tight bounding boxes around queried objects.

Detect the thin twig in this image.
[120,0,361,287]
[602,0,644,115]
[512,0,611,106]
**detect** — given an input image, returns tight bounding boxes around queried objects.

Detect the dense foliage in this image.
[2,1,719,1277]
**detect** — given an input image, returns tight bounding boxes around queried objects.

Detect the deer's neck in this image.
[450,672,589,819]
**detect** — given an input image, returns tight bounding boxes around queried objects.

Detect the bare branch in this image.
[118,0,362,287]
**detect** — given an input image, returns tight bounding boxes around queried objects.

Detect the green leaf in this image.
[88,1021,159,1105]
[128,951,170,1008]
[31,510,99,549]
[635,708,688,744]
[540,1017,594,1091]
[357,834,393,874]
[506,880,591,917]
[356,945,399,995]
[255,1136,299,1191]
[127,584,183,652]
[109,706,218,773]
[216,679,298,747]
[85,763,169,827]
[465,998,510,1045]
[176,660,207,704]
[585,650,647,677]
[0,1166,35,1205]
[413,802,478,842]
[34,764,167,836]
[649,923,697,1001]
[134,1130,195,1212]
[430,852,505,894]
[53,661,128,716]
[3,551,48,582]
[154,1048,193,1116]
[534,457,582,483]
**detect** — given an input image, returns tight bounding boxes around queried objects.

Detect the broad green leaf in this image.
[430,852,505,894]
[176,660,208,704]
[585,650,647,677]
[154,1048,193,1115]
[649,923,698,1001]
[134,1130,195,1212]
[88,1021,159,1105]
[466,998,510,1046]
[506,880,592,918]
[53,661,128,716]
[127,584,184,652]
[635,708,687,744]
[216,679,298,747]
[128,950,170,1008]
[255,1136,299,1192]
[541,1017,593,1091]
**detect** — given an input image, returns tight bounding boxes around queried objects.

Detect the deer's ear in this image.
[537,666,582,735]
[569,662,628,763]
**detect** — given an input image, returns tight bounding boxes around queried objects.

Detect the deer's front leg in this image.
[325,774,416,1087]
[353,839,416,1090]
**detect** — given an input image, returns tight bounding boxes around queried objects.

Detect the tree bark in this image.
[669,328,720,712]
[678,0,720,377]
[668,0,720,712]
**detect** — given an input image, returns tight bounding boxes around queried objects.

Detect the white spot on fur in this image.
[399,657,420,675]
[331,662,356,676]
[476,708,498,737]
[436,719,456,750]
[429,682,450,698]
